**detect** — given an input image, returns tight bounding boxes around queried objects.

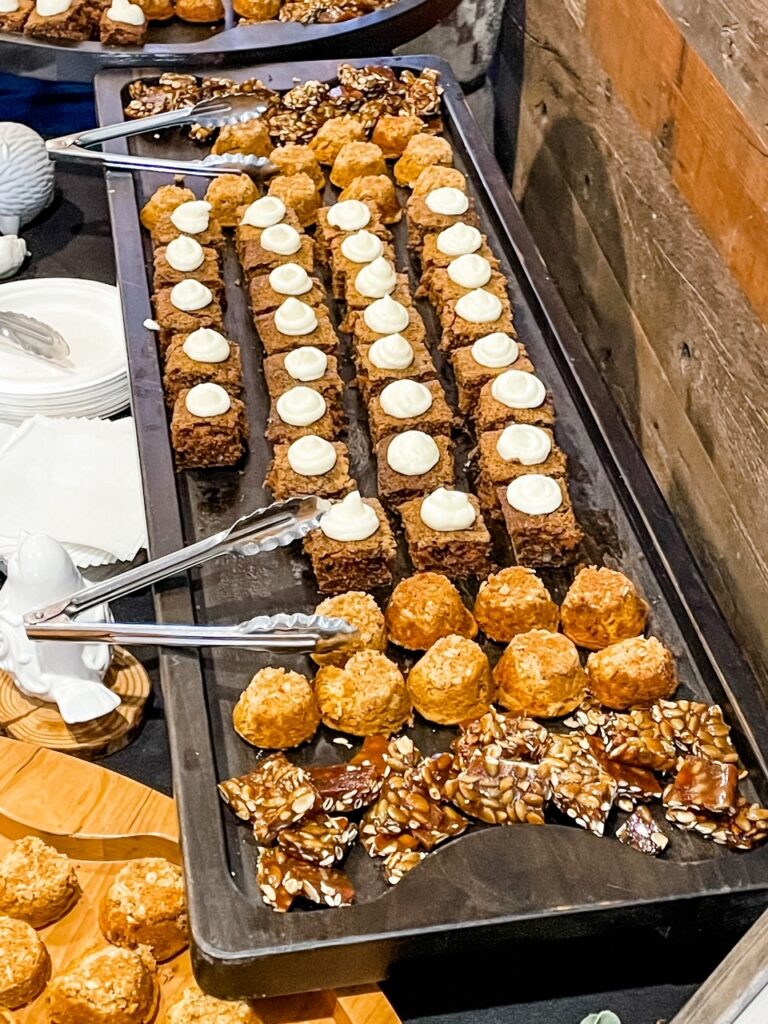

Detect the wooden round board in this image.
[0,737,400,1024]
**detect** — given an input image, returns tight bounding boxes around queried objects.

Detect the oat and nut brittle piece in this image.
[350,734,390,773]
[444,746,550,826]
[400,68,444,118]
[586,736,663,809]
[382,734,422,776]
[542,733,617,836]
[277,814,358,867]
[218,754,319,843]
[563,698,610,735]
[665,799,768,850]
[454,708,549,768]
[361,770,442,838]
[617,806,669,856]
[306,762,383,812]
[601,708,677,772]
[125,73,200,120]
[662,756,739,814]
[412,751,456,801]
[257,848,355,912]
[383,844,427,885]
[652,700,739,764]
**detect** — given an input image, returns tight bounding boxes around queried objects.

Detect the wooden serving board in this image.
[0,737,401,1024]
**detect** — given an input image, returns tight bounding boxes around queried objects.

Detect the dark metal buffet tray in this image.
[96,57,768,999]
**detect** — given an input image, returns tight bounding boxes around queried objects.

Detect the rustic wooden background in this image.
[494,0,768,685]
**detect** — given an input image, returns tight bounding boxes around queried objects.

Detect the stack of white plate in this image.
[0,278,129,424]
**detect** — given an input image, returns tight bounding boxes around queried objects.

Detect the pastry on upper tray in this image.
[474,566,560,643]
[497,473,582,568]
[398,487,492,580]
[338,174,402,224]
[211,119,271,156]
[376,430,455,508]
[24,0,97,41]
[343,257,413,319]
[393,133,453,188]
[266,384,340,444]
[328,228,396,299]
[349,295,427,349]
[153,280,225,352]
[586,636,678,710]
[234,0,280,19]
[385,572,478,650]
[311,591,388,667]
[304,491,396,593]
[329,142,388,189]
[237,220,314,278]
[411,165,467,197]
[407,188,481,252]
[421,222,499,272]
[268,173,321,228]
[560,566,650,650]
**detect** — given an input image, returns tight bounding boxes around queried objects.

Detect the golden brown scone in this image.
[99,858,187,963]
[411,165,467,198]
[560,566,650,651]
[47,945,158,1024]
[175,0,224,19]
[311,591,387,668]
[314,651,411,736]
[140,185,196,231]
[233,0,279,17]
[494,629,586,718]
[371,114,425,159]
[233,667,320,748]
[474,567,559,643]
[0,836,80,928]
[267,173,320,227]
[586,636,677,710]
[212,119,271,157]
[204,175,259,228]
[329,142,388,189]
[0,916,50,1009]
[408,635,493,725]
[338,174,401,224]
[386,573,477,650]
[394,133,453,187]
[269,144,325,189]
[309,116,366,166]
[137,0,174,18]
[165,983,260,1023]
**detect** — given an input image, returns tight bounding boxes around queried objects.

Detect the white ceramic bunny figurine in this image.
[0,534,121,724]
[0,123,55,236]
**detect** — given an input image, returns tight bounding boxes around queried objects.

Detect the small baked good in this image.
[269,144,325,189]
[367,379,454,447]
[343,264,413,317]
[330,142,388,189]
[0,0,34,33]
[171,384,248,469]
[24,0,96,41]
[233,667,320,748]
[266,438,356,500]
[560,566,650,651]
[438,287,515,352]
[376,431,454,507]
[354,335,437,401]
[314,651,411,736]
[475,371,556,434]
[304,492,396,593]
[47,945,158,1024]
[0,916,50,1009]
[426,264,509,317]
[151,209,225,252]
[248,267,326,317]
[474,566,559,643]
[0,836,80,928]
[266,385,339,444]
[165,983,259,1023]
[233,0,279,16]
[407,193,481,252]
[138,0,174,17]
[235,202,300,251]
[371,114,424,159]
[152,243,223,293]
[498,475,582,567]
[99,858,187,962]
[494,629,587,717]
[408,635,493,725]
[586,636,678,710]
[100,2,147,47]
[350,299,427,348]
[212,119,271,156]
[255,302,339,357]
[338,175,401,224]
[311,591,387,667]
[451,335,534,415]
[386,572,478,650]
[309,116,366,165]
[263,349,343,402]
[394,134,453,187]
[476,425,567,517]
[175,0,223,18]
[316,200,390,263]
[411,165,467,197]
[163,331,242,404]
[328,231,396,299]
[421,226,499,272]
[238,223,315,278]
[204,175,259,228]
[268,173,321,227]
[399,489,492,579]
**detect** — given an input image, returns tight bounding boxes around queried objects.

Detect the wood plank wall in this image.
[494,0,768,681]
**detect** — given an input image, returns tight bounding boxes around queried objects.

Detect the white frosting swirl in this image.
[36,0,70,14]
[260,223,301,256]
[364,295,410,335]
[496,424,552,465]
[182,328,230,364]
[0,0,20,11]
[340,230,384,264]
[327,200,370,231]
[506,475,563,516]
[165,235,204,272]
[320,491,379,542]
[367,333,414,370]
[276,386,326,427]
[170,200,211,235]
[269,263,312,296]
[106,0,145,23]
[426,187,469,216]
[170,279,213,312]
[386,431,439,476]
[284,346,327,382]
[420,488,476,531]
[471,332,519,368]
[287,435,337,477]
[185,382,230,418]
[436,222,482,257]
[448,253,492,289]
[240,196,286,228]
[379,379,432,419]
[490,370,546,409]
[355,257,397,298]
[454,288,503,324]
[274,297,318,336]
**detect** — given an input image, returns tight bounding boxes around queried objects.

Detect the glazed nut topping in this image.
[665,799,768,850]
[277,814,358,867]
[453,708,549,768]
[444,749,550,826]
[218,754,319,843]
[600,708,677,772]
[652,700,739,764]
[662,756,739,814]
[306,762,383,812]
[616,806,669,855]
[541,734,618,836]
[257,848,355,911]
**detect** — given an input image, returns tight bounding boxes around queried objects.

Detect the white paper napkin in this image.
[0,416,147,565]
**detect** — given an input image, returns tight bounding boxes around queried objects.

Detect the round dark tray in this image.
[0,0,459,81]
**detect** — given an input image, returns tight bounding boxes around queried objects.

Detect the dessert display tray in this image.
[95,57,768,1000]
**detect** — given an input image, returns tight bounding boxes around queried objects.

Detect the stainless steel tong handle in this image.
[25,496,330,626]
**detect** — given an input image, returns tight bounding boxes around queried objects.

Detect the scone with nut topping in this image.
[0,836,80,928]
[560,566,649,651]
[47,945,158,1024]
[99,858,187,962]
[408,635,494,725]
[233,667,321,749]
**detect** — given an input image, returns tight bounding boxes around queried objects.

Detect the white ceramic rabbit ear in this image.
[0,235,28,280]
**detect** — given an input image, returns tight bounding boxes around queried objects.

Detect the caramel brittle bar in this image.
[444,747,550,826]
[453,708,549,769]
[218,753,319,843]
[305,762,383,813]
[652,700,739,765]
[257,848,355,912]
[601,708,677,772]
[665,799,768,850]
[662,756,739,814]
[277,814,358,867]
[617,806,669,856]
[542,733,617,836]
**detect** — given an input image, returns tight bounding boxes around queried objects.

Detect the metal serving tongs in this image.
[46,91,277,180]
[22,496,359,657]
[0,310,72,368]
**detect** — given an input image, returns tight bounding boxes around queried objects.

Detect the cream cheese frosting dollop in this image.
[106,0,145,24]
[386,430,440,476]
[284,346,327,381]
[182,328,230,364]
[340,229,384,264]
[506,475,562,516]
[170,279,212,312]
[276,386,326,426]
[436,222,482,257]
[274,297,318,336]
[364,295,410,335]
[240,196,286,228]
[455,288,503,324]
[426,187,469,216]
[185,382,230,418]
[260,223,301,256]
[320,491,379,542]
[367,333,414,370]
[420,488,476,531]
[491,370,546,409]
[170,200,211,235]
[269,262,312,296]
[448,253,492,289]
[287,435,337,476]
[0,0,21,11]
[354,257,397,299]
[36,0,72,15]
[165,234,204,272]
[496,424,551,465]
[379,379,432,419]
[327,200,371,231]
[471,332,519,368]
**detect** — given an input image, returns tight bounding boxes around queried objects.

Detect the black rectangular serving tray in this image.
[96,57,768,999]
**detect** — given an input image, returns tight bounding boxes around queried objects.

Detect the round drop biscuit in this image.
[408,635,494,725]
[47,945,158,1024]
[312,591,387,668]
[561,566,649,650]
[315,650,411,736]
[0,836,80,928]
[473,566,559,643]
[494,629,587,718]
[586,635,677,710]
[99,857,188,962]
[386,572,477,651]
[0,916,50,1009]
[233,667,321,749]
[165,983,260,1023]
